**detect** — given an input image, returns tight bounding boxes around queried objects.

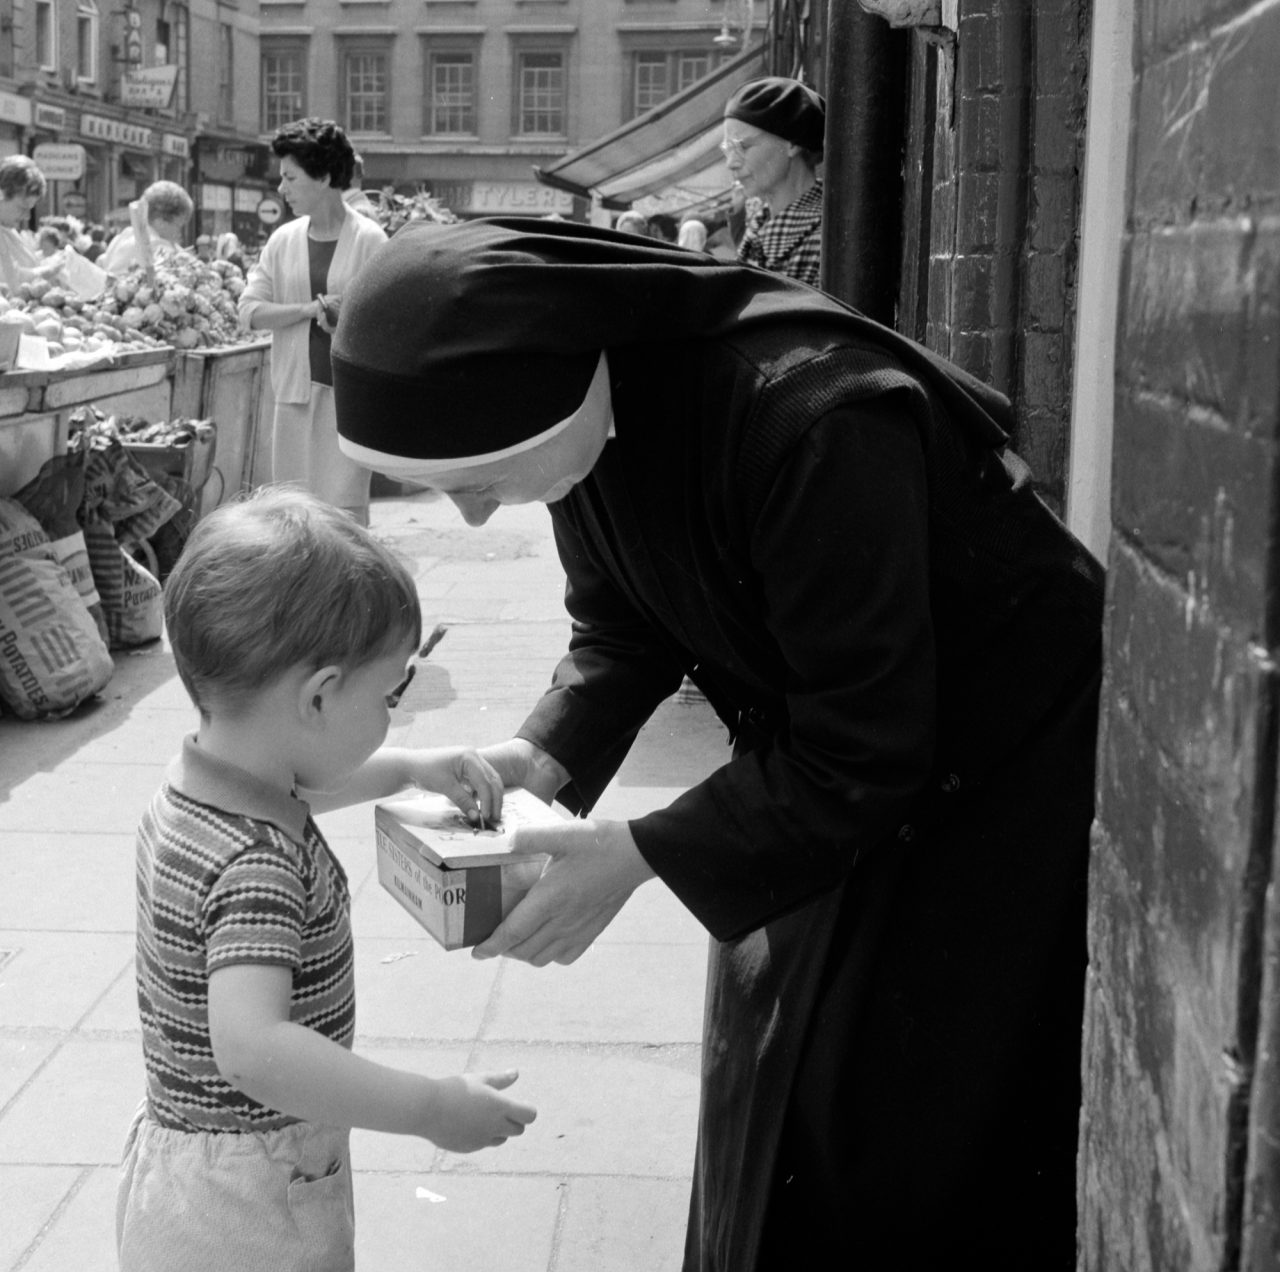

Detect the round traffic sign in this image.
[257,195,284,225]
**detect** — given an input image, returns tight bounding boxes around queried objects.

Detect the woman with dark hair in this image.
[238,118,386,525]
[330,217,1104,1270]
[0,155,46,290]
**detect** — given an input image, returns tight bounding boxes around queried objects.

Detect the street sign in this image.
[33,143,86,182]
[257,195,284,225]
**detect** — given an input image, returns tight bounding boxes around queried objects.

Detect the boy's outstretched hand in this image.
[421,1071,537,1152]
[407,747,505,829]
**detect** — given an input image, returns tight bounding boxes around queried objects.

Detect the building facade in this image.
[0,0,268,235]
[257,0,752,219]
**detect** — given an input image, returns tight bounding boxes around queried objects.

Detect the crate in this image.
[122,420,217,496]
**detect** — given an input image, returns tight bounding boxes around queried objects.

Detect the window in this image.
[262,44,306,132]
[516,50,564,136]
[344,47,389,134]
[217,22,234,122]
[34,0,56,72]
[76,0,99,83]
[156,17,170,64]
[628,49,717,119]
[425,50,476,135]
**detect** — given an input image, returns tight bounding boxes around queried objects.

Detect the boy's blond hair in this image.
[164,486,421,716]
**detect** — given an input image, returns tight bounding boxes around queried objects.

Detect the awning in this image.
[534,42,766,211]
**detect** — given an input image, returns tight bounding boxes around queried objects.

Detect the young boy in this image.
[116,487,537,1271]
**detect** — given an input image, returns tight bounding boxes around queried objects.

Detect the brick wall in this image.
[917,0,1088,513]
[1080,1,1280,1266]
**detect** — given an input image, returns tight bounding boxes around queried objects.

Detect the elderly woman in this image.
[98,180,194,275]
[722,76,825,287]
[0,156,46,291]
[330,218,1103,1270]
[239,118,386,525]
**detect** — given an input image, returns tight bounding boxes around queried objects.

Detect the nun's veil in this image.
[331,216,1009,462]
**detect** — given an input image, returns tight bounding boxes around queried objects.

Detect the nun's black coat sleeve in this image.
[518,402,937,943]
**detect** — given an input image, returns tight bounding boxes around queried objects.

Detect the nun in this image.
[331,217,1103,1271]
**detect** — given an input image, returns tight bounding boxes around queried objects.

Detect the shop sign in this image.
[81,114,154,150]
[121,65,179,109]
[61,192,88,217]
[0,92,32,127]
[33,143,87,181]
[197,142,270,184]
[257,195,284,225]
[34,103,67,132]
[161,133,189,159]
[123,1,144,65]
[466,182,573,215]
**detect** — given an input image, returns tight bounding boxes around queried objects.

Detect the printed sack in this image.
[13,439,108,641]
[105,548,163,648]
[0,497,113,719]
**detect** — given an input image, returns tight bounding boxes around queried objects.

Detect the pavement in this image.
[0,490,731,1271]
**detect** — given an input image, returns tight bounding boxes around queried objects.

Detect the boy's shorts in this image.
[116,1101,354,1272]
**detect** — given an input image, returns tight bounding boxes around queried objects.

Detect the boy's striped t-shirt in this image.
[134,738,355,1132]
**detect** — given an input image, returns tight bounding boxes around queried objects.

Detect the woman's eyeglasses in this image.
[719,137,760,162]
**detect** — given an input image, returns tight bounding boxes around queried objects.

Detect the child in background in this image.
[117,486,536,1271]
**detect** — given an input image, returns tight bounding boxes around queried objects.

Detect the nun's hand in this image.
[476,738,570,806]
[471,819,655,966]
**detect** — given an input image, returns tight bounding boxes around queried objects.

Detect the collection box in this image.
[374,788,563,950]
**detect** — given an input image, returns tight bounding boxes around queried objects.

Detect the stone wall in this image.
[1079,2,1280,1267]
[909,0,1088,513]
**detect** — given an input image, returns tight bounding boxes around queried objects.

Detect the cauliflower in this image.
[160,285,191,318]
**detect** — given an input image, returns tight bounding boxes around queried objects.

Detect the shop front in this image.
[192,138,273,245]
[0,90,32,162]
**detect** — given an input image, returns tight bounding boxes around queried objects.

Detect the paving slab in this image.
[14,1166,118,1272]
[0,1164,86,1269]
[486,944,705,1044]
[0,1034,60,1108]
[1,763,171,833]
[0,1037,142,1165]
[0,931,133,1028]
[555,1176,691,1272]
[353,936,503,1041]
[354,1171,562,1272]
[0,833,136,931]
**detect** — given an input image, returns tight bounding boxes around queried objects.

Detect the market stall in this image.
[0,246,275,720]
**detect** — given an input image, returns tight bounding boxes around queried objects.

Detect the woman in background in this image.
[0,156,46,291]
[99,180,193,275]
[239,118,386,525]
[722,77,825,287]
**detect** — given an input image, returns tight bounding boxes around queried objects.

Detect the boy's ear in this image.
[299,665,342,724]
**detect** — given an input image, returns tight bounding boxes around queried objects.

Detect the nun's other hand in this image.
[471,819,655,966]
[476,738,570,806]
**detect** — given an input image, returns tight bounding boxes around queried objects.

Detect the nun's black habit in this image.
[333,219,1104,1270]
